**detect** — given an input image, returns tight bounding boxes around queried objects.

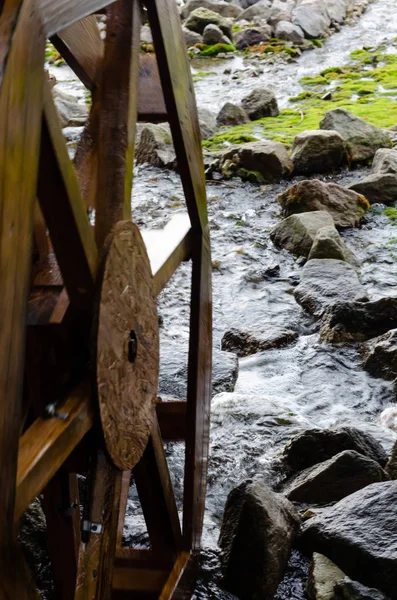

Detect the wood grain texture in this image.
[159,552,190,600]
[0,0,45,573]
[156,400,187,442]
[113,548,170,593]
[15,381,93,523]
[145,0,208,232]
[0,0,23,83]
[137,54,167,122]
[94,221,159,470]
[38,0,117,38]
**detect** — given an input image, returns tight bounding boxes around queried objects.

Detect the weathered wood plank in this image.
[38,0,117,38]
[0,0,45,579]
[145,0,208,232]
[137,54,167,122]
[116,470,131,547]
[183,228,212,551]
[159,552,191,600]
[15,381,93,523]
[156,400,187,442]
[113,548,170,593]
[0,0,23,83]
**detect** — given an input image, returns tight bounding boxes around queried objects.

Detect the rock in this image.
[386,441,397,480]
[294,259,368,318]
[216,102,250,126]
[275,20,305,42]
[198,107,217,140]
[282,450,388,504]
[334,577,391,600]
[19,499,52,594]
[291,130,346,175]
[278,179,370,229]
[320,296,397,343]
[324,0,350,24]
[269,0,295,26]
[219,480,300,600]
[221,327,298,357]
[235,27,270,49]
[141,25,153,44]
[308,226,358,266]
[320,109,392,164]
[292,5,329,38]
[181,0,242,19]
[299,481,397,599]
[219,141,293,183]
[52,88,88,127]
[372,148,397,175]
[271,211,335,258]
[349,173,397,206]
[380,408,397,433]
[241,87,279,120]
[239,0,268,9]
[283,427,389,475]
[182,26,203,45]
[184,7,233,38]
[307,553,345,600]
[213,348,239,394]
[203,23,225,44]
[363,329,397,380]
[237,0,272,21]
[135,124,176,168]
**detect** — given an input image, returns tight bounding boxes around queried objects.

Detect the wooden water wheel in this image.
[0,0,212,597]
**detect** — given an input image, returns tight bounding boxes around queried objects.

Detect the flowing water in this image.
[48,1,397,597]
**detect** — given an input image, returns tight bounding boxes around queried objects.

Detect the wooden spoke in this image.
[138,55,167,122]
[159,552,191,600]
[113,549,170,593]
[39,0,117,38]
[156,400,187,442]
[116,470,132,547]
[0,0,45,580]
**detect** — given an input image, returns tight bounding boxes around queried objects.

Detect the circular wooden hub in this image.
[93,221,159,470]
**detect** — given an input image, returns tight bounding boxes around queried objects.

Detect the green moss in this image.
[320,66,344,76]
[202,129,259,151]
[199,43,236,56]
[290,91,315,102]
[192,70,217,82]
[311,39,323,48]
[236,169,265,183]
[300,75,328,85]
[385,208,397,224]
[45,42,64,66]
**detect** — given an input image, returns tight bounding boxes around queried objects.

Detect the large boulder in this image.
[282,427,389,475]
[372,148,397,175]
[221,327,298,357]
[237,0,271,21]
[241,87,279,120]
[184,7,233,38]
[269,0,295,26]
[320,109,392,164]
[292,5,329,38]
[220,141,293,183]
[219,480,300,600]
[320,296,397,343]
[386,441,397,480]
[181,0,242,19]
[216,102,250,126]
[334,577,391,600]
[235,27,270,49]
[135,124,176,168]
[324,0,350,23]
[281,450,388,504]
[270,211,335,258]
[275,20,305,42]
[299,481,397,599]
[308,226,358,267]
[294,259,368,318]
[278,179,370,228]
[52,88,88,127]
[363,329,397,380]
[182,26,203,45]
[198,107,217,140]
[291,130,346,175]
[307,553,345,600]
[348,173,397,206]
[203,23,226,44]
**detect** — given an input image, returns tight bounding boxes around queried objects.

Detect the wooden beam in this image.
[15,381,93,523]
[137,54,167,122]
[37,82,98,310]
[0,0,45,579]
[156,400,186,442]
[38,0,117,38]
[0,0,23,83]
[159,552,191,600]
[113,549,170,593]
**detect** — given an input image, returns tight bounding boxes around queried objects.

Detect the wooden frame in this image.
[0,0,211,598]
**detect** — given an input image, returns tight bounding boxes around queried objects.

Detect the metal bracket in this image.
[81,520,102,535]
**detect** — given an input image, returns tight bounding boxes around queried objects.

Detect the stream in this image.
[48,0,397,597]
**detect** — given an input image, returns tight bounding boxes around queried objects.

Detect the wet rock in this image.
[334,577,391,600]
[182,26,203,45]
[221,327,298,357]
[203,23,226,44]
[282,450,388,504]
[198,107,217,140]
[299,481,397,599]
[324,0,351,23]
[363,329,397,380]
[320,296,397,343]
[239,0,267,9]
[181,0,242,19]
[271,211,335,258]
[219,480,300,600]
[19,499,52,595]
[307,553,345,600]
[349,173,397,206]
[216,102,250,126]
[386,441,397,480]
[308,226,358,267]
[278,179,370,228]
[269,0,295,26]
[241,87,279,120]
[320,108,392,164]
[372,148,397,176]
[283,427,388,475]
[237,0,271,21]
[219,141,293,183]
[275,20,305,42]
[185,7,233,38]
[213,348,239,394]
[52,87,88,127]
[294,259,368,318]
[291,130,346,175]
[135,124,176,168]
[141,25,153,44]
[380,408,397,433]
[235,27,270,49]
[292,5,329,39]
